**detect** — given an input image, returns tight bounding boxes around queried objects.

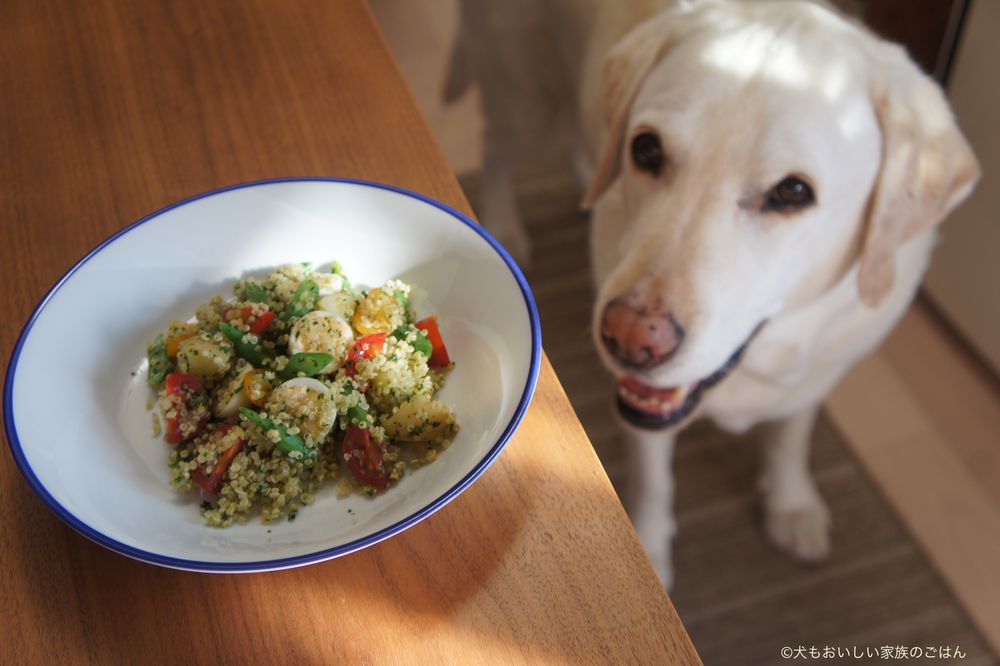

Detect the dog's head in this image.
[584,0,979,430]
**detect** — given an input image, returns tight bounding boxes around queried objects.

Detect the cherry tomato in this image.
[343,332,387,377]
[223,305,250,322]
[342,427,389,490]
[249,310,275,335]
[415,316,450,367]
[193,425,245,496]
[224,305,274,335]
[242,369,271,406]
[163,373,209,444]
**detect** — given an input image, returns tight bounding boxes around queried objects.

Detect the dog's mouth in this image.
[615,324,763,430]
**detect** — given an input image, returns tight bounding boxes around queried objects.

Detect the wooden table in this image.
[0,2,701,663]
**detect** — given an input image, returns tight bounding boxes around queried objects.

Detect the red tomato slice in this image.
[249,309,275,335]
[193,425,245,496]
[163,373,209,444]
[223,305,252,322]
[342,427,389,490]
[415,316,450,367]
[224,306,274,335]
[344,332,387,377]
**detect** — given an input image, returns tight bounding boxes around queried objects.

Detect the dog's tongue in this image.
[617,375,691,417]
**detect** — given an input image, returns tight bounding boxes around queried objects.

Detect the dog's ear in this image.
[857,45,979,307]
[581,8,688,209]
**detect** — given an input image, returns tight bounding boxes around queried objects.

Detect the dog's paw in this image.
[765,500,831,563]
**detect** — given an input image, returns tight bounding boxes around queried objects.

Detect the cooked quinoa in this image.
[146,262,458,527]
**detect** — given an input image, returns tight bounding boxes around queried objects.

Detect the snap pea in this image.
[146,335,170,387]
[219,322,275,367]
[277,352,334,381]
[239,408,316,462]
[282,279,319,321]
[391,325,432,358]
[346,404,372,428]
[331,261,352,293]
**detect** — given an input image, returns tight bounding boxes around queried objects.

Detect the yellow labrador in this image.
[581,0,979,586]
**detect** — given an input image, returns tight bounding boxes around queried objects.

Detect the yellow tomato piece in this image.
[242,370,271,407]
[352,287,404,335]
[165,322,198,358]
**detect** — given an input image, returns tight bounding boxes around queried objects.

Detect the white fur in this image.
[460,0,978,587]
[583,0,977,586]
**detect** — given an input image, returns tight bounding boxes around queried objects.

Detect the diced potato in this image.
[381,394,457,443]
[177,331,233,380]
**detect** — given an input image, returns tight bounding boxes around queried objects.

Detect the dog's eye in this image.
[631,132,665,176]
[764,177,815,212]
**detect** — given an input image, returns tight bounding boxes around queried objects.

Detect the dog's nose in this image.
[600,297,685,369]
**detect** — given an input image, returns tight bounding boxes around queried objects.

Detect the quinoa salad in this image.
[145,262,458,527]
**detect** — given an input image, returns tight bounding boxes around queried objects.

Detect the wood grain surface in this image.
[0,1,700,663]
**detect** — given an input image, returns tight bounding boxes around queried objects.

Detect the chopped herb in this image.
[390,325,431,357]
[146,335,170,387]
[244,282,270,303]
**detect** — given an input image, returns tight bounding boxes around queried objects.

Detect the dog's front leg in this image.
[623,428,676,588]
[759,406,831,562]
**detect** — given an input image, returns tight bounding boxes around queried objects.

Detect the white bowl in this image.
[3,178,541,572]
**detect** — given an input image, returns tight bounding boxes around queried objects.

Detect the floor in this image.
[370,1,1000,662]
